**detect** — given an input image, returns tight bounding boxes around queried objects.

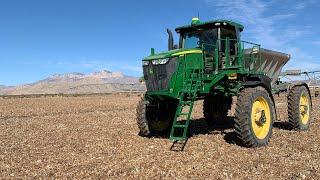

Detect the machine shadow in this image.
[138,117,235,139]
[139,118,294,149]
[223,120,294,147]
[273,120,292,130]
[220,117,245,147]
[170,117,235,151]
[188,117,234,137]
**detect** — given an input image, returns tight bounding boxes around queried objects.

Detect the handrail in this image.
[241,40,261,47]
[199,39,262,75]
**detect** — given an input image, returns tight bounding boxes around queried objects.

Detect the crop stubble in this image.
[0,94,319,179]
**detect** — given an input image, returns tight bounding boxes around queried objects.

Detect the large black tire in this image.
[203,94,232,126]
[136,99,150,136]
[136,97,177,137]
[234,86,275,147]
[288,86,312,130]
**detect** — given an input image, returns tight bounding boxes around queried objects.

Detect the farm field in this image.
[0,93,319,179]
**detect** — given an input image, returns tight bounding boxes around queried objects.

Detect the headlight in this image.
[152,58,169,65]
[159,58,169,64]
[142,61,149,66]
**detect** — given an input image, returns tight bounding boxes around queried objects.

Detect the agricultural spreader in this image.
[136,18,312,147]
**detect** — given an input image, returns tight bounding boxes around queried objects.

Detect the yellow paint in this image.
[172,50,203,56]
[251,96,271,140]
[228,73,238,80]
[300,93,310,124]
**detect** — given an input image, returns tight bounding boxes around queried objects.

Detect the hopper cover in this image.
[244,48,290,84]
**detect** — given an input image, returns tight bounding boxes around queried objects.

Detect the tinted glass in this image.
[220,27,237,55]
[221,27,237,39]
[182,28,218,49]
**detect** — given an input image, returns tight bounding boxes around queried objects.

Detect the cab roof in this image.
[175,19,244,33]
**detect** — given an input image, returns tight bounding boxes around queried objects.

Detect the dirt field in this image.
[0,93,319,179]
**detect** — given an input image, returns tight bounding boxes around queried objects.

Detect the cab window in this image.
[182,28,218,49]
[220,27,238,55]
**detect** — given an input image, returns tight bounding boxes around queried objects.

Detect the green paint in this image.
[176,19,244,32]
[143,48,201,60]
[191,17,201,25]
[140,18,289,141]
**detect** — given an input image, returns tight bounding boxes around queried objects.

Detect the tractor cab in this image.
[176,18,241,51]
[175,18,244,72]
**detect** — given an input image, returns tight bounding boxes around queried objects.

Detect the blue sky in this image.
[0,0,319,85]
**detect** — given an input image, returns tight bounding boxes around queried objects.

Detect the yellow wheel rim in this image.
[251,97,271,140]
[300,93,310,125]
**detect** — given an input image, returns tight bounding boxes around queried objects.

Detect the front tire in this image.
[234,86,275,147]
[136,97,177,137]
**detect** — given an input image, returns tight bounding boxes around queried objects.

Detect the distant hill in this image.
[0,85,15,94]
[0,70,146,95]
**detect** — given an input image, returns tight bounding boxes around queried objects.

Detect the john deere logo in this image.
[149,69,153,74]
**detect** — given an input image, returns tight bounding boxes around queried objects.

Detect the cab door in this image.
[219,26,239,68]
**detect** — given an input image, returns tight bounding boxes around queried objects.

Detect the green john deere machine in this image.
[136,18,312,147]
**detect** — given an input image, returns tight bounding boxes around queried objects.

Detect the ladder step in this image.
[170,136,187,141]
[178,112,189,116]
[181,90,197,93]
[180,101,192,106]
[169,70,203,142]
[173,124,187,128]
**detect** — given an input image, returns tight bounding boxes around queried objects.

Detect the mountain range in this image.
[0,70,145,95]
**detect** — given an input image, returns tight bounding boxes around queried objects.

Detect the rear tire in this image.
[288,86,312,130]
[234,86,275,147]
[203,94,232,126]
[136,97,177,137]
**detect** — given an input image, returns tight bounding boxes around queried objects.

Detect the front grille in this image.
[143,57,179,91]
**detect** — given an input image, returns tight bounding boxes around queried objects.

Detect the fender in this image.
[242,75,272,94]
[242,74,277,119]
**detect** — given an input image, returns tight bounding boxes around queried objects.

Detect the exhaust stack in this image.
[167,29,174,50]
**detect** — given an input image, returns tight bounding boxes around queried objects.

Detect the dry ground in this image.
[0,93,319,179]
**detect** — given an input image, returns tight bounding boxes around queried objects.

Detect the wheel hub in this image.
[300,105,308,116]
[256,110,266,126]
[299,93,310,125]
[251,97,271,140]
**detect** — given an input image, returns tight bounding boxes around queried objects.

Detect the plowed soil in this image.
[0,93,319,179]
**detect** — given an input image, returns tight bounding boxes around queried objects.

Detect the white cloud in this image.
[205,0,301,49]
[294,2,307,10]
[312,41,320,46]
[293,0,318,10]
[204,0,317,71]
[283,47,319,71]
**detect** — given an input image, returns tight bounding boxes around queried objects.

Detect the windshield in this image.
[182,28,218,49]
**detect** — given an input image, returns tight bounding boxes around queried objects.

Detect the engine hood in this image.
[143,48,202,60]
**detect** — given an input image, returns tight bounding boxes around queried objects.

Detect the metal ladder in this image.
[169,71,202,141]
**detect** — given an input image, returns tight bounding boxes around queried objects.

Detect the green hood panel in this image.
[143,48,202,60]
